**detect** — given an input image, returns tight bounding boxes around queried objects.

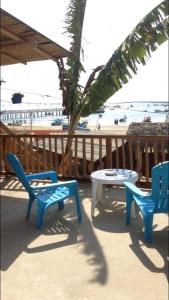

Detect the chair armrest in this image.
[123,181,150,197]
[26,171,57,183]
[31,180,77,192]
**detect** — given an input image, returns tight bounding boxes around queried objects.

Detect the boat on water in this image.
[119,114,127,122]
[7,119,23,126]
[114,105,121,108]
[154,109,162,113]
[62,123,90,131]
[109,105,121,110]
[142,116,151,123]
[78,120,88,127]
[76,125,90,132]
[62,119,90,131]
[94,107,105,114]
[45,112,53,116]
[51,117,66,126]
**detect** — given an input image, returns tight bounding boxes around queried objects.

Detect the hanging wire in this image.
[0,99,62,105]
[1,87,62,100]
[1,87,168,112]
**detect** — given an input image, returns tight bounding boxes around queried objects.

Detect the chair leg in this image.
[36,204,45,229]
[75,191,82,222]
[58,200,64,210]
[143,214,154,243]
[26,196,35,219]
[126,190,133,225]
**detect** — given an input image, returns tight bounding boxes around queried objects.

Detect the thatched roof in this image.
[127,122,169,136]
[0,8,70,66]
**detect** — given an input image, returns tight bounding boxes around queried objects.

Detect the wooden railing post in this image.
[0,136,7,173]
[0,134,168,187]
[106,137,112,168]
[136,140,142,178]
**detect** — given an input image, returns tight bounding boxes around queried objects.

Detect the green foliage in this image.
[63,0,87,120]
[81,0,169,117]
[58,0,169,130]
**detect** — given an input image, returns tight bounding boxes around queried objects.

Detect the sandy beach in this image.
[87,124,128,134]
[10,123,129,135]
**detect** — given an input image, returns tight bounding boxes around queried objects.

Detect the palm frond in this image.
[64,0,87,120]
[81,0,169,117]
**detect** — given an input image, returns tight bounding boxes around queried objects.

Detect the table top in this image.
[91,169,138,184]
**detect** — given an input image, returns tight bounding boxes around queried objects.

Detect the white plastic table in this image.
[91,169,138,216]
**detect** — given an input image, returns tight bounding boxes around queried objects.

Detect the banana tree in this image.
[57,0,169,135]
[56,0,168,174]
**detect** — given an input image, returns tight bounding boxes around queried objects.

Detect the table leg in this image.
[91,181,103,216]
[96,183,103,203]
[91,180,97,216]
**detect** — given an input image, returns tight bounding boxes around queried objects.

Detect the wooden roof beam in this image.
[1,41,35,49]
[1,52,27,64]
[33,46,58,61]
[1,42,61,61]
[1,26,23,41]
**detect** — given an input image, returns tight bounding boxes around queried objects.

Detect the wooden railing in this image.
[0,134,168,186]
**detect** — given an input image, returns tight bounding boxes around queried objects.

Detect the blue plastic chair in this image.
[6,152,82,228]
[124,161,169,243]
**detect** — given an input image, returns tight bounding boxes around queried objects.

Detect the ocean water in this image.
[87,106,167,126]
[29,102,168,127]
[3,102,168,128]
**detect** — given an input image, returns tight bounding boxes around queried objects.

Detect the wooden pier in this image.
[0,108,63,121]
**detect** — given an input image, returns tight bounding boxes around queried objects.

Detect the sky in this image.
[1,0,168,110]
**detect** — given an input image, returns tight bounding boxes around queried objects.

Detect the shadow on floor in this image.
[1,180,168,285]
[92,201,168,282]
[1,187,108,285]
[129,216,169,282]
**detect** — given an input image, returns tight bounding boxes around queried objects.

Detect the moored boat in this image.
[62,119,90,131]
[119,114,127,122]
[94,107,105,113]
[51,117,65,126]
[142,116,151,122]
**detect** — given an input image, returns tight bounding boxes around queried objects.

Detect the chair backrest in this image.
[6,152,33,195]
[151,161,169,212]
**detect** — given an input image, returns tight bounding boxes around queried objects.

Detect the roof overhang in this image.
[0,8,71,66]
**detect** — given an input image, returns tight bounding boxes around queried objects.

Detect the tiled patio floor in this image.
[1,176,168,300]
